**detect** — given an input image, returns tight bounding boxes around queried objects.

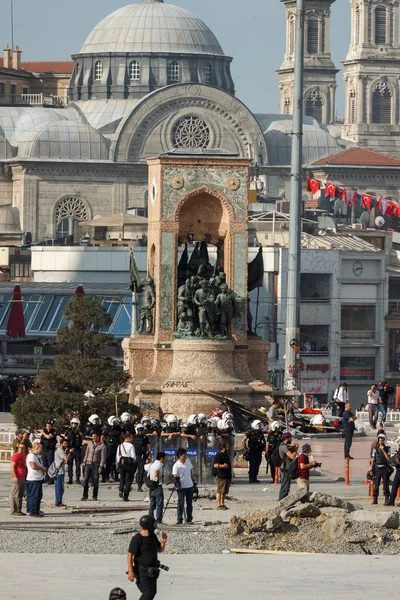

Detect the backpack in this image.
[105,431,119,451]
[47,460,62,480]
[271,443,283,467]
[288,457,299,480]
[145,465,160,491]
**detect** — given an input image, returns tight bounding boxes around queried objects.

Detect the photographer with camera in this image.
[297,444,320,492]
[278,432,298,500]
[53,437,74,507]
[148,451,166,526]
[127,514,168,600]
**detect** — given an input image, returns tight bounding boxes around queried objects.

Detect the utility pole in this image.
[10,0,14,50]
[284,0,305,394]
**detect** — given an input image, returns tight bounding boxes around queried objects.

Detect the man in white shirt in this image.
[335,383,349,417]
[116,433,137,502]
[26,442,46,517]
[367,384,380,430]
[148,451,166,525]
[172,448,194,525]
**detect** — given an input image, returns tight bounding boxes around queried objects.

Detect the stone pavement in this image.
[1,553,399,600]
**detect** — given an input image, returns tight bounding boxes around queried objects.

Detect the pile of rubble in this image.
[229,489,400,555]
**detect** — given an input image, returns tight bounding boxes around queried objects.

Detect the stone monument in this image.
[123,151,271,417]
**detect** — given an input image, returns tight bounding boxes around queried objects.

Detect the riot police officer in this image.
[102,417,123,483]
[242,420,266,484]
[65,417,83,485]
[121,412,134,435]
[132,424,151,492]
[161,414,181,441]
[182,414,201,449]
[141,416,158,438]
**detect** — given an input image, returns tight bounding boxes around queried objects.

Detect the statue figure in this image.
[193,281,215,337]
[176,308,195,337]
[215,283,237,337]
[139,277,156,334]
[247,296,254,335]
[177,277,194,321]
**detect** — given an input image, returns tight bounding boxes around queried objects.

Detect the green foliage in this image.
[12,295,130,431]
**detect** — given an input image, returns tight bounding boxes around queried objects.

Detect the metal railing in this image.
[300,297,330,303]
[341,330,375,341]
[0,94,67,107]
[388,300,400,314]
[299,350,329,356]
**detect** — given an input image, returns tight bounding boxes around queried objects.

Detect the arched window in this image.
[284,96,291,115]
[355,6,361,45]
[55,197,89,239]
[372,81,392,123]
[129,61,140,81]
[168,61,180,83]
[288,17,295,54]
[305,88,324,123]
[375,7,387,44]
[349,89,356,124]
[204,63,212,84]
[95,61,103,81]
[307,15,319,54]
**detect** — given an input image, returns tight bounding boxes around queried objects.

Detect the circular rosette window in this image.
[172,115,211,149]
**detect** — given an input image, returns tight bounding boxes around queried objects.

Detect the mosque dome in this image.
[80,0,224,56]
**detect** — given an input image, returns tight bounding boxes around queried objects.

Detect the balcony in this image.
[0,94,67,108]
[388,300,400,315]
[340,330,376,344]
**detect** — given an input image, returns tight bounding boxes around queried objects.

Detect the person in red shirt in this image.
[10,442,28,515]
[297,444,319,493]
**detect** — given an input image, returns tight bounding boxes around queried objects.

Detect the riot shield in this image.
[186,441,201,483]
[159,435,180,483]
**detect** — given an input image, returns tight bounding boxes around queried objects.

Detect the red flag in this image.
[325,183,337,198]
[6,285,25,339]
[75,285,85,296]
[395,204,400,218]
[307,178,320,195]
[385,202,396,218]
[361,194,373,211]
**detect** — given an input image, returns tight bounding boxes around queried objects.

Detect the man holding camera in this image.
[127,514,168,600]
[297,444,320,492]
[278,432,298,500]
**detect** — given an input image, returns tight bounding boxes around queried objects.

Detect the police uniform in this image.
[40,427,58,483]
[245,429,266,483]
[65,429,83,484]
[102,426,123,482]
[372,444,391,502]
[132,432,151,490]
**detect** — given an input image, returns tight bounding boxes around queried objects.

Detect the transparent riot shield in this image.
[160,435,180,483]
[202,433,219,486]
[186,443,201,484]
[148,434,159,461]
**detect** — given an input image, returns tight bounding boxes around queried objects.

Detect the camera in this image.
[315,462,322,468]
[157,561,170,572]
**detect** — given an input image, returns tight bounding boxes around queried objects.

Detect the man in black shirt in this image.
[40,420,58,483]
[213,441,232,510]
[386,436,400,506]
[242,420,266,483]
[370,434,391,505]
[65,417,82,484]
[127,515,167,600]
[102,418,123,483]
[133,424,151,491]
[342,402,356,460]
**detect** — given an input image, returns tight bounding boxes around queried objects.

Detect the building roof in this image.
[301,232,383,252]
[0,59,73,74]
[79,1,225,56]
[312,147,400,167]
[79,213,148,227]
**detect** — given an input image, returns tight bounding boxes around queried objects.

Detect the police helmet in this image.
[251,419,263,431]
[109,588,127,600]
[88,414,101,425]
[113,417,121,427]
[225,419,234,430]
[70,417,80,427]
[187,414,198,425]
[166,414,178,425]
[107,415,117,426]
[270,421,281,432]
[120,412,131,423]
[135,424,145,434]
[217,419,228,431]
[139,514,156,532]
[141,416,151,425]
[197,413,207,424]
[222,412,234,421]
[207,417,218,429]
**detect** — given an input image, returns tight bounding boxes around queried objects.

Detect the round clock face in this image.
[352,260,363,276]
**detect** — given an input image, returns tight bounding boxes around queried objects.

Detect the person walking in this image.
[378,382,393,426]
[342,402,356,460]
[116,433,137,502]
[296,444,319,492]
[40,420,58,484]
[386,436,400,506]
[26,442,46,517]
[370,433,391,505]
[335,383,349,418]
[148,452,166,526]
[54,438,74,508]
[367,384,380,430]
[10,441,27,515]
[242,420,266,484]
[127,515,168,600]
[173,448,195,524]
[213,441,232,510]
[278,432,298,500]
[81,432,106,501]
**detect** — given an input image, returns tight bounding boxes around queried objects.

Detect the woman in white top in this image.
[116,433,136,501]
[26,442,46,517]
[367,384,380,430]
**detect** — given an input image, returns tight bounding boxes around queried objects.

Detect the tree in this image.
[12,296,132,430]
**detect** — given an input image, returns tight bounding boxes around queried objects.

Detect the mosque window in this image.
[288,16,295,54]
[372,81,391,124]
[129,61,140,81]
[172,115,211,149]
[168,61,180,83]
[55,197,89,239]
[355,6,361,45]
[284,96,291,115]
[305,88,324,123]
[95,61,103,81]
[204,63,212,84]
[375,7,387,44]
[307,15,319,54]
[349,89,356,124]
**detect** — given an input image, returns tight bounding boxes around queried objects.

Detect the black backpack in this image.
[271,443,283,467]
[288,457,299,480]
[105,430,119,451]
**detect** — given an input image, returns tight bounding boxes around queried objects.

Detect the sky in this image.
[0,0,351,116]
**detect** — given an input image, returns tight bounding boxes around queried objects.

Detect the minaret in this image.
[342,0,400,155]
[277,0,338,124]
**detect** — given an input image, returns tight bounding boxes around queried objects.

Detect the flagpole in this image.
[131,288,137,336]
[255,286,260,334]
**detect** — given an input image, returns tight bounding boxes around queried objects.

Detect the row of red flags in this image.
[307,178,400,218]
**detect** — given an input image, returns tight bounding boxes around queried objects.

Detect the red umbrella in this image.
[75,285,85,295]
[6,285,26,338]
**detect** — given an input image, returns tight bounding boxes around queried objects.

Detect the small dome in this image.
[17,121,110,161]
[0,206,22,234]
[80,1,224,56]
[261,116,340,166]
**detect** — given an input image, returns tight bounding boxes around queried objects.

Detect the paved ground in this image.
[1,553,400,600]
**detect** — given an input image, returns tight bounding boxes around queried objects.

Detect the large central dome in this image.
[80,0,225,56]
